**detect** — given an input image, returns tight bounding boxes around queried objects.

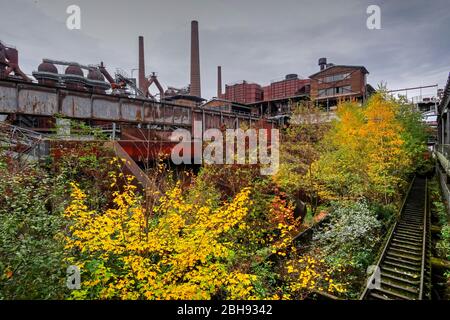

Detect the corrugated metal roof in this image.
[309,65,369,78]
[439,72,450,115]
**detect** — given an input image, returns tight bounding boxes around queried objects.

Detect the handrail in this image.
[418,178,428,299]
[0,121,47,139]
[436,144,450,157]
[359,176,416,300]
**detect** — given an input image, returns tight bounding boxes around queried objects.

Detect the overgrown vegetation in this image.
[0,93,430,299]
[429,178,450,298]
[275,92,430,298]
[0,161,66,299]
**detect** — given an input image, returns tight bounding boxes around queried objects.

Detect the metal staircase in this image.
[361,177,431,300]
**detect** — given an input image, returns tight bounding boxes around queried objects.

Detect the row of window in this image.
[318,85,352,97]
[319,73,351,84]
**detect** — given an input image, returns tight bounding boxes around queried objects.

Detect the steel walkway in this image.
[361,177,431,300]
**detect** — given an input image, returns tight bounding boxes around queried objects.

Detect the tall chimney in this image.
[190,20,201,97]
[217,66,222,97]
[138,36,146,93]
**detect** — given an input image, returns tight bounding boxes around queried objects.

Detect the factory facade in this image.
[214,57,372,118]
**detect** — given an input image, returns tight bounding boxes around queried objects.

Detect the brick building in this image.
[216,58,371,118]
[255,74,310,117]
[219,74,310,117]
[309,58,369,109]
[220,81,263,104]
[201,98,256,116]
[262,74,310,101]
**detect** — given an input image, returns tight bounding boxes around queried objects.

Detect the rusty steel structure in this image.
[33,59,112,93]
[0,41,31,82]
[0,77,271,161]
[0,24,274,163]
[147,72,165,100]
[31,36,165,101]
[0,121,47,168]
[0,78,265,128]
[136,36,165,99]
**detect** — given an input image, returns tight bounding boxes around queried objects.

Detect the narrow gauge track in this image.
[361,177,431,300]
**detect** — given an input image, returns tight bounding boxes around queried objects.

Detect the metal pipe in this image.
[387,84,438,93]
[43,59,92,70]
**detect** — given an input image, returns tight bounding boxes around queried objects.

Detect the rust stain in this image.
[136,109,142,121]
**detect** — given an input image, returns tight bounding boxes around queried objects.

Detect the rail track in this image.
[361,177,431,300]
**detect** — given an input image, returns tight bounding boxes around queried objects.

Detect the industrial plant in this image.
[0,7,449,304]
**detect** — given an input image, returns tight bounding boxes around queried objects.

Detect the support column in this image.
[446,113,450,144]
[442,117,446,145]
[112,122,116,140]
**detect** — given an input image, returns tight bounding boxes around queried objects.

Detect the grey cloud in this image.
[0,0,449,98]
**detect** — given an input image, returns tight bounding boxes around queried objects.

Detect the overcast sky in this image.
[1,0,449,99]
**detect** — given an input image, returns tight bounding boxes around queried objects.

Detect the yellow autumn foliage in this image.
[64,178,259,300]
[284,254,347,299]
[314,93,413,203]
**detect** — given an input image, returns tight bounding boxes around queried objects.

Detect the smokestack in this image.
[318,57,327,71]
[217,66,222,97]
[138,36,146,93]
[190,20,201,97]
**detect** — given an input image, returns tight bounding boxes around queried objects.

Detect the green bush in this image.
[437,224,450,262]
[313,201,382,269]
[0,164,67,299]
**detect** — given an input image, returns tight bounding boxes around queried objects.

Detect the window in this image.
[318,85,352,97]
[319,73,351,83]
[336,85,352,94]
[318,88,336,97]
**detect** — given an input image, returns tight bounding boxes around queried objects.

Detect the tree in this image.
[393,95,430,174]
[276,102,330,217]
[314,93,421,204]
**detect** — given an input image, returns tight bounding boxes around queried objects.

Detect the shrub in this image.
[0,164,67,299]
[313,201,382,269]
[437,224,450,262]
[64,177,261,300]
